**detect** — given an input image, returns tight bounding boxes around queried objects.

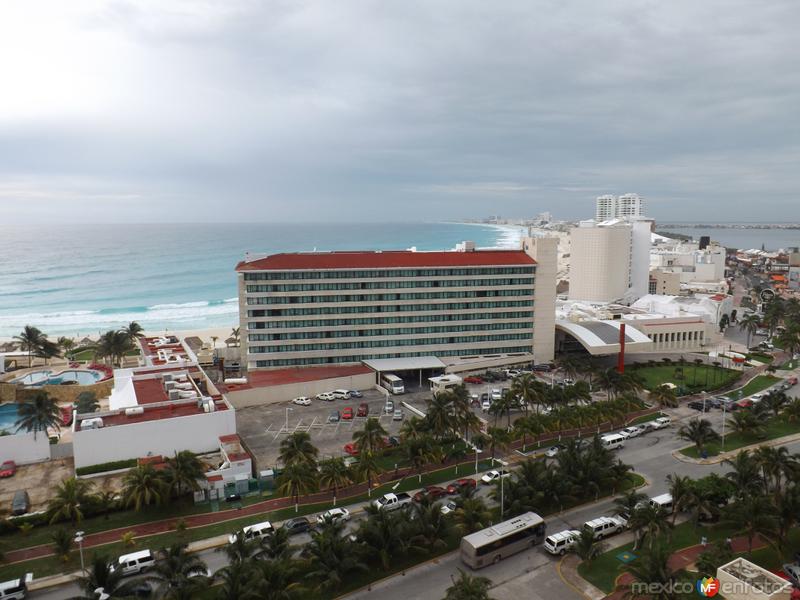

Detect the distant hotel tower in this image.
[595,193,645,221]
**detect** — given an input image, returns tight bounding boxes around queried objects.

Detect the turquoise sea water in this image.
[0,222,523,337]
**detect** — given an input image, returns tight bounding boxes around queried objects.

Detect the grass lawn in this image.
[70,348,140,361]
[631,364,740,395]
[679,416,800,458]
[578,521,738,593]
[725,375,781,399]
[747,352,774,364]
[627,412,665,427]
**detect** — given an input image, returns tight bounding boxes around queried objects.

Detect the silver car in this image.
[393,409,404,421]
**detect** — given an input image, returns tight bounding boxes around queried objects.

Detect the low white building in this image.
[72,338,236,471]
[716,558,791,600]
[650,239,728,295]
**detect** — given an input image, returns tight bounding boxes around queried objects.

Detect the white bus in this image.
[460,512,546,569]
[381,373,405,394]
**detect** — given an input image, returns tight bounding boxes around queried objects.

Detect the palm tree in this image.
[357,506,409,570]
[74,554,141,598]
[230,327,241,346]
[14,325,45,367]
[739,313,761,348]
[14,390,61,440]
[305,519,367,593]
[572,528,605,564]
[251,558,304,600]
[513,414,545,452]
[122,464,168,510]
[352,417,388,455]
[94,330,134,367]
[213,560,260,600]
[627,504,672,550]
[726,410,766,440]
[278,432,318,468]
[724,452,764,499]
[48,476,95,525]
[484,427,511,464]
[399,415,427,440]
[51,528,74,562]
[93,490,118,520]
[57,336,76,361]
[753,445,796,496]
[782,398,800,423]
[257,526,291,561]
[453,497,493,534]
[147,543,209,599]
[75,391,99,414]
[277,462,317,505]
[677,419,720,455]
[695,541,733,578]
[165,450,205,498]
[34,338,61,365]
[665,473,694,525]
[355,451,383,496]
[511,373,548,415]
[648,385,678,409]
[721,494,778,554]
[426,392,456,439]
[444,569,494,600]
[409,499,455,553]
[620,540,687,600]
[405,436,435,482]
[613,489,647,518]
[122,321,145,342]
[761,390,789,418]
[318,457,352,504]
[218,528,261,565]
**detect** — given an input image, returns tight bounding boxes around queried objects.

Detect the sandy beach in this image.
[0,326,238,348]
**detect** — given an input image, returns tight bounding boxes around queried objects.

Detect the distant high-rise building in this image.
[595,193,645,221]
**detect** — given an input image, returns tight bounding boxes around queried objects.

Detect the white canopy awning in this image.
[362,356,446,372]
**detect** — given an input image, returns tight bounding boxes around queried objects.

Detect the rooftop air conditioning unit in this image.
[164,381,176,391]
[125,406,144,416]
[168,389,180,401]
[163,374,173,382]
[80,417,104,430]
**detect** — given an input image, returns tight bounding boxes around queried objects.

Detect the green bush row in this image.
[75,458,137,476]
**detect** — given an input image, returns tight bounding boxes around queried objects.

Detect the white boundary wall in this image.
[0,431,51,464]
[73,408,236,469]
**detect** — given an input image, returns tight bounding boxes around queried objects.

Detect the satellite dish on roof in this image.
[760,288,776,302]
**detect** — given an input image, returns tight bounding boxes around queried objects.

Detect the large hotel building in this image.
[236,237,556,373]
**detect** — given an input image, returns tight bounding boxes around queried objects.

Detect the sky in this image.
[1,0,798,224]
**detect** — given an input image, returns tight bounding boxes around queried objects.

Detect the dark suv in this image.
[283,517,313,536]
[687,401,711,412]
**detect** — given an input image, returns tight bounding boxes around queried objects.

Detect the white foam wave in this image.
[480,224,527,249]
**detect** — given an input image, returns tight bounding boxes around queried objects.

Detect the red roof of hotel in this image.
[236,250,535,271]
[218,364,373,392]
[98,401,229,428]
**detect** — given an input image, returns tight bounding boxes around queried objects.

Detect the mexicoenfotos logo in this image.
[696,576,720,597]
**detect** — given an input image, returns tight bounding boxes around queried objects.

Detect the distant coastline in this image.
[658,223,800,230]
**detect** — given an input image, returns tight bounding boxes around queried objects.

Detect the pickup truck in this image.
[372,492,412,512]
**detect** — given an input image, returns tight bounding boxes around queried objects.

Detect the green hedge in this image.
[76,458,137,476]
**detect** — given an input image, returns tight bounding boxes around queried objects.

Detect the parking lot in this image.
[236,386,434,469]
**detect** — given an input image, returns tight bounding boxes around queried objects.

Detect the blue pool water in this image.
[10,370,53,385]
[0,403,22,435]
[44,370,102,386]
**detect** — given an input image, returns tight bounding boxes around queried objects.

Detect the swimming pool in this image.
[0,403,22,434]
[9,369,102,386]
[9,370,53,385]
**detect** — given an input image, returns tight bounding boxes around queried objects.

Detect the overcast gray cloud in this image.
[1,0,798,223]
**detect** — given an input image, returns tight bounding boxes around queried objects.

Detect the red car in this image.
[447,478,477,494]
[463,376,483,384]
[343,443,359,456]
[0,460,17,478]
[356,403,369,417]
[342,407,354,420]
[413,485,448,502]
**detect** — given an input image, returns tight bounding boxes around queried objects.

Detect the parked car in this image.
[532,363,553,372]
[620,426,643,438]
[372,492,412,512]
[384,401,394,414]
[736,399,754,409]
[392,408,404,421]
[0,573,32,600]
[490,388,502,401]
[11,490,29,516]
[708,397,725,409]
[651,416,671,429]
[583,516,625,540]
[446,478,477,494]
[110,549,155,576]
[316,392,335,402]
[283,517,314,535]
[750,393,765,403]
[357,403,369,417]
[480,469,511,485]
[463,376,483,384]
[317,508,350,525]
[342,407,354,420]
[544,529,582,555]
[545,445,565,458]
[0,461,16,478]
[440,500,458,515]
[225,493,242,503]
[413,485,448,502]
[481,398,491,412]
[385,435,401,447]
[292,396,312,406]
[343,443,360,456]
[228,521,274,544]
[328,410,341,423]
[787,376,798,386]
[332,390,351,400]
[781,563,800,589]
[348,390,363,398]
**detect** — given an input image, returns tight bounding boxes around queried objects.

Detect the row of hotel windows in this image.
[243,267,535,280]
[246,310,534,329]
[648,330,705,343]
[249,333,532,353]
[254,346,533,367]
[246,300,534,317]
[245,278,534,293]
[246,289,533,305]
[247,321,533,341]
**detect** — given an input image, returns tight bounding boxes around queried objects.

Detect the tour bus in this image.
[460,512,546,569]
[381,373,405,394]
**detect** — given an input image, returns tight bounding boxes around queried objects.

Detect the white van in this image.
[544,529,581,555]
[111,549,155,576]
[651,416,671,429]
[649,493,674,514]
[0,574,32,600]
[229,520,274,544]
[600,433,625,450]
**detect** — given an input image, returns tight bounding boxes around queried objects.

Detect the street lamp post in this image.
[500,472,505,520]
[721,399,727,451]
[75,530,86,574]
[285,407,293,431]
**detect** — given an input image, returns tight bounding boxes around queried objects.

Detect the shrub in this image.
[75,458,137,476]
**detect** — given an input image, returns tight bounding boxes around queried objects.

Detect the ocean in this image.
[658,226,800,252]
[0,222,525,338]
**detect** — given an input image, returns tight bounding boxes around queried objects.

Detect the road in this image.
[30,371,800,600]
